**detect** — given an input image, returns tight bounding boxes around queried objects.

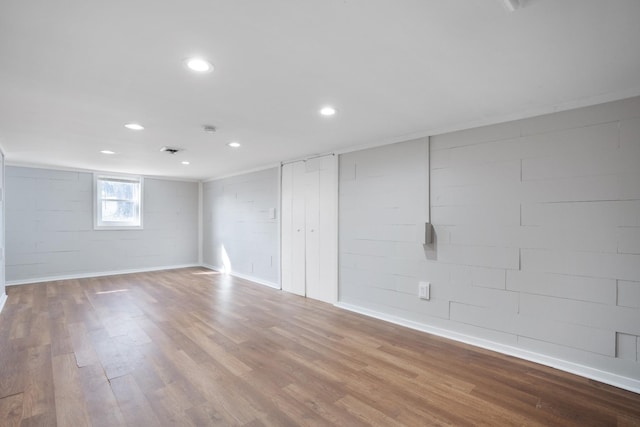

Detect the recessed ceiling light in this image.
[100,150,115,154]
[124,123,144,131]
[228,141,241,148]
[320,106,336,116]
[181,161,190,165]
[185,57,214,73]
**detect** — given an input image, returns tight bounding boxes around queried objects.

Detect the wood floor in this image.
[0,268,639,426]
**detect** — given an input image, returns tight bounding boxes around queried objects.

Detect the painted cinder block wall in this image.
[202,167,280,287]
[339,96,640,388]
[5,167,199,284]
[0,151,4,302]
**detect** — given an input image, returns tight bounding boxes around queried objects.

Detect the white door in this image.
[304,162,320,300]
[281,155,337,303]
[319,155,338,303]
[290,161,307,296]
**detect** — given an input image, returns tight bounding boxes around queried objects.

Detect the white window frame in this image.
[94,173,144,230]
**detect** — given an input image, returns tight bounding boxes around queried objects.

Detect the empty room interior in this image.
[1,0,640,425]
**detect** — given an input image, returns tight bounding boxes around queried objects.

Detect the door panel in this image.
[304,169,320,300]
[316,155,338,303]
[289,161,307,296]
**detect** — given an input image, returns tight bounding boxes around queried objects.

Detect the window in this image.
[94,174,143,229]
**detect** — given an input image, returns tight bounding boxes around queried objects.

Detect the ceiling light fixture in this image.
[320,106,336,116]
[124,123,144,131]
[228,141,241,148]
[100,150,115,154]
[181,161,190,165]
[185,57,214,73]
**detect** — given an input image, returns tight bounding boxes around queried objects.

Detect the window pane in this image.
[99,180,137,201]
[101,200,138,223]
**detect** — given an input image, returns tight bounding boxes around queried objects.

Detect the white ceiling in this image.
[1,0,639,181]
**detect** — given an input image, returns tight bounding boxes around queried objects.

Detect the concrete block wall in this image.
[338,96,640,388]
[0,151,4,302]
[5,167,199,283]
[202,167,279,287]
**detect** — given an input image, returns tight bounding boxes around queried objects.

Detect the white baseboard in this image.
[0,293,7,314]
[5,264,202,287]
[201,264,281,290]
[335,302,640,395]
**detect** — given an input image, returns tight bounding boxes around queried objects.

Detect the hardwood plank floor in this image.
[0,267,639,426]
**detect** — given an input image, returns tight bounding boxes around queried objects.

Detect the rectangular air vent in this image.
[160,146,183,154]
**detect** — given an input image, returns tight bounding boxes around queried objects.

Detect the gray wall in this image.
[0,151,4,299]
[203,167,279,287]
[339,96,640,384]
[340,138,430,309]
[6,166,199,283]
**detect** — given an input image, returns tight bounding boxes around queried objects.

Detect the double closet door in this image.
[281,154,337,304]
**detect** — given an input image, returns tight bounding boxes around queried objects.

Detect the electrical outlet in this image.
[418,281,430,300]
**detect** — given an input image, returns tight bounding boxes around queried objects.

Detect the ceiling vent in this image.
[203,125,217,133]
[160,146,183,155]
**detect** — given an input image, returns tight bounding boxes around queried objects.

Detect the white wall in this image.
[338,96,640,390]
[202,167,280,287]
[5,166,199,284]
